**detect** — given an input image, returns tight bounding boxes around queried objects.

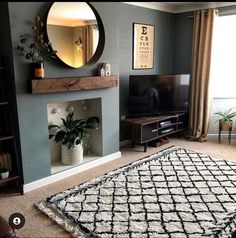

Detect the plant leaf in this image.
[49,134,54,140]
[214,108,236,123]
[55,131,66,143]
[48,125,61,130]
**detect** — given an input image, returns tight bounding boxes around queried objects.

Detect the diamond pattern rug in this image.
[36,146,236,238]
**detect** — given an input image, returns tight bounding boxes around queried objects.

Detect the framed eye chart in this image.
[132,23,155,69]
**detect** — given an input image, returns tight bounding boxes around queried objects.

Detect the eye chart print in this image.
[133,23,154,69]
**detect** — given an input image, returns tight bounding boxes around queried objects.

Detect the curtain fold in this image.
[188,9,218,142]
[81,25,93,63]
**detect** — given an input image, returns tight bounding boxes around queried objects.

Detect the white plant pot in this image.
[0,171,9,179]
[61,142,83,165]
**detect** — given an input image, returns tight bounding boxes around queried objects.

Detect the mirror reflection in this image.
[47,2,100,68]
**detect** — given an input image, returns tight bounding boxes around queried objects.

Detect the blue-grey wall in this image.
[8,2,120,184]
[118,4,175,140]
[6,2,205,184]
[173,12,193,74]
[6,2,177,183]
[119,4,175,116]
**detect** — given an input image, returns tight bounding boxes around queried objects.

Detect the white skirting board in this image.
[24,151,121,193]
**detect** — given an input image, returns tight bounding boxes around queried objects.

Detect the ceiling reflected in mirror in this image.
[46,2,104,68]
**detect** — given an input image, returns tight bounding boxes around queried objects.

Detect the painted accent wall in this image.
[7,2,120,184]
[173,12,193,74]
[6,2,236,184]
[118,4,175,140]
[9,2,234,183]
[5,2,177,184]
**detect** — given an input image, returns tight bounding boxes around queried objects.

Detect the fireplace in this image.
[47,98,102,174]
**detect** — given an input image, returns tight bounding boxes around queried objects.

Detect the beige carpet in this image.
[0,136,236,238]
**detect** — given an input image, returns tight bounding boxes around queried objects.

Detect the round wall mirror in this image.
[46,2,105,68]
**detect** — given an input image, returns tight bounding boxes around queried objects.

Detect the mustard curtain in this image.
[188,9,218,142]
[81,26,94,63]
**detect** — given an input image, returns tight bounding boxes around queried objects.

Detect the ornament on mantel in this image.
[98,63,111,76]
[104,63,111,76]
[98,64,105,76]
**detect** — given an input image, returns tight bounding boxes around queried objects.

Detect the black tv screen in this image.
[128,74,190,116]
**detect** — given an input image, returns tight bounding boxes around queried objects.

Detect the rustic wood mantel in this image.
[30,75,118,94]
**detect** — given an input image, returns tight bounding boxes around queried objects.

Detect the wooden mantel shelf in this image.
[30,75,118,94]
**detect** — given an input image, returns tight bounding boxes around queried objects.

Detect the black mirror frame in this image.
[45,2,105,69]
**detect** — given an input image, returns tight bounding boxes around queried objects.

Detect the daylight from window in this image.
[211,14,236,98]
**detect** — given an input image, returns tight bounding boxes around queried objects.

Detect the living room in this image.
[0,2,236,237]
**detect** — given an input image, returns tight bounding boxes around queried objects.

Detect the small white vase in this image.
[61,143,83,165]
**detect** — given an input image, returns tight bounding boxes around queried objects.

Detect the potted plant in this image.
[214,108,236,131]
[49,112,99,165]
[16,16,57,79]
[0,168,9,179]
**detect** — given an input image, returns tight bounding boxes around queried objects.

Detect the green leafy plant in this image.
[49,112,99,150]
[16,16,57,63]
[214,108,236,126]
[0,168,8,173]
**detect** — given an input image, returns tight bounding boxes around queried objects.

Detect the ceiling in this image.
[47,2,96,27]
[123,2,236,13]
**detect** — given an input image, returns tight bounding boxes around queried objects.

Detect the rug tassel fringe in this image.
[207,209,236,237]
[35,201,94,238]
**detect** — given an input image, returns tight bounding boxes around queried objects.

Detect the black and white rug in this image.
[36,146,236,238]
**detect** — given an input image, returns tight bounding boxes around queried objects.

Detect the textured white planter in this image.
[61,139,83,165]
[0,171,9,179]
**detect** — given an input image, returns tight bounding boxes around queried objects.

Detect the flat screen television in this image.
[128,74,190,116]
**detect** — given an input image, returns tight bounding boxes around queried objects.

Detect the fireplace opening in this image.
[47,98,102,174]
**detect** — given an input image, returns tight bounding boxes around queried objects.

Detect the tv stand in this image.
[124,112,188,152]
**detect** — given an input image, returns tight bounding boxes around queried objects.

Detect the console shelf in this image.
[124,113,188,152]
[0,102,9,106]
[0,174,19,184]
[0,135,14,141]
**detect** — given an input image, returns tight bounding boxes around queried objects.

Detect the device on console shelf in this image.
[160,127,174,134]
[160,120,172,127]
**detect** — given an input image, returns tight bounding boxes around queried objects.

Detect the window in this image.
[211,15,236,98]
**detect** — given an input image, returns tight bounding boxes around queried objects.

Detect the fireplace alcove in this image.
[48,98,102,174]
[28,75,118,179]
[25,75,118,181]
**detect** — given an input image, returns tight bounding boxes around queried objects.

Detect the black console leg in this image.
[131,141,135,148]
[144,143,147,152]
[228,130,232,144]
